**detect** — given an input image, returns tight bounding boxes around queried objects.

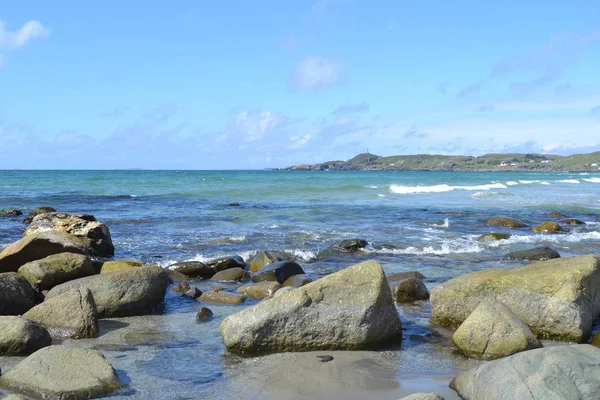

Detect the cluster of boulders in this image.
[0,207,168,399]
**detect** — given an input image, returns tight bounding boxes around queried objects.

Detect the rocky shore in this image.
[2,207,600,399]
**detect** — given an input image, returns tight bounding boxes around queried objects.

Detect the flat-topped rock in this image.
[221,260,402,354]
[18,252,95,291]
[431,254,600,342]
[0,346,121,399]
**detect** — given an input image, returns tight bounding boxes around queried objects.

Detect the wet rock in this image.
[200,291,246,305]
[392,278,430,303]
[211,267,250,282]
[477,232,511,242]
[561,218,585,225]
[0,208,22,217]
[24,212,114,257]
[548,211,568,218]
[387,271,426,282]
[24,288,98,339]
[22,206,56,224]
[532,221,563,233]
[172,281,192,293]
[45,266,169,318]
[318,238,369,259]
[485,217,527,228]
[100,259,143,274]
[227,202,241,207]
[168,261,214,279]
[0,316,52,356]
[205,255,246,272]
[282,273,312,288]
[184,286,202,299]
[591,332,600,347]
[196,307,214,321]
[238,282,281,299]
[249,251,290,272]
[18,252,95,291]
[251,261,305,284]
[505,246,561,261]
[450,344,600,400]
[316,355,334,362]
[451,299,541,360]
[0,231,87,274]
[0,346,121,399]
[168,269,193,282]
[0,272,36,315]
[221,260,402,354]
[400,394,445,400]
[430,254,600,342]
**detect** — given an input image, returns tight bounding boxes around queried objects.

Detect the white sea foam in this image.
[428,218,450,228]
[584,178,600,183]
[377,194,386,197]
[228,235,246,242]
[389,183,507,194]
[557,179,580,184]
[368,240,482,255]
[580,172,590,175]
[484,231,600,247]
[506,181,519,186]
[365,185,379,189]
[518,180,540,184]
[288,249,318,262]
[541,181,551,185]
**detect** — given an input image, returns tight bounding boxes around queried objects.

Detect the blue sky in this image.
[1,1,599,169]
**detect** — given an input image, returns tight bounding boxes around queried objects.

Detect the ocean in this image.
[1,170,600,399]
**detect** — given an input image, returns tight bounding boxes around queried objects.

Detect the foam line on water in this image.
[389,183,507,194]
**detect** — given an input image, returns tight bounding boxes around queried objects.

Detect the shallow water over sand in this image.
[2,170,600,398]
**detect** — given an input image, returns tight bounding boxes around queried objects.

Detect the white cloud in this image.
[291,57,343,89]
[222,111,286,143]
[0,19,51,68]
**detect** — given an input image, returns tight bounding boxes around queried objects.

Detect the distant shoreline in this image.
[279,151,600,172]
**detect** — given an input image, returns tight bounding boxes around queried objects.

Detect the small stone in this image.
[172,282,191,293]
[316,355,334,362]
[237,282,281,299]
[560,218,585,225]
[211,267,250,282]
[532,221,563,233]
[485,217,527,228]
[199,291,246,305]
[0,208,22,217]
[477,232,511,242]
[196,307,214,321]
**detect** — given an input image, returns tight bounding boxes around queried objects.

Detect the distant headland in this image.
[280,152,600,172]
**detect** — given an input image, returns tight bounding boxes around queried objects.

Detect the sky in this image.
[1,1,599,169]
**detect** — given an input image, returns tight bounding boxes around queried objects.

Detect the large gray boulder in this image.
[24,288,98,339]
[221,260,402,354]
[24,212,114,257]
[0,346,121,399]
[0,316,52,356]
[0,231,87,274]
[430,255,600,342]
[18,252,96,291]
[450,344,600,400]
[0,272,36,315]
[451,299,541,360]
[45,266,169,318]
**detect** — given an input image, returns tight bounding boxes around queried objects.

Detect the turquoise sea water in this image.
[1,170,600,399]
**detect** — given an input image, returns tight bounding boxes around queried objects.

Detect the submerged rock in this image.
[18,252,95,291]
[392,278,430,303]
[485,217,527,228]
[251,261,305,283]
[532,221,563,233]
[0,346,122,399]
[317,238,369,259]
[451,299,541,360]
[0,208,22,217]
[477,232,511,242]
[168,261,213,279]
[45,266,169,318]
[24,212,114,257]
[450,344,600,400]
[430,254,600,342]
[196,307,214,321]
[561,218,585,225]
[505,246,561,261]
[221,260,402,354]
[22,206,56,224]
[24,288,99,339]
[0,231,87,274]
[548,211,568,218]
[0,316,52,356]
[0,272,36,315]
